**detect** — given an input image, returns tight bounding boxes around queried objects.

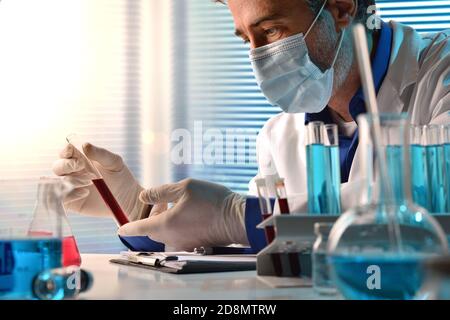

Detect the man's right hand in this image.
[52,143,144,220]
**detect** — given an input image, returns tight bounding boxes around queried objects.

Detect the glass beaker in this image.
[28,177,81,267]
[327,113,448,300]
[0,178,67,300]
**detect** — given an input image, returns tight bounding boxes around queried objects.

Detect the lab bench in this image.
[78,254,339,300]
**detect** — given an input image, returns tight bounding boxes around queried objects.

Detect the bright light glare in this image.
[0,1,83,152]
[0,1,130,178]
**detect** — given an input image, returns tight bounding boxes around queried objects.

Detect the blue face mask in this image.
[249,1,345,114]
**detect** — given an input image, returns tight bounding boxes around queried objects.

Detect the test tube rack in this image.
[256,214,450,278]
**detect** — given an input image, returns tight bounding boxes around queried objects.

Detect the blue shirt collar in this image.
[305,21,393,124]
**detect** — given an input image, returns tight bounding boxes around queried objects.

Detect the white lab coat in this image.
[249,22,450,213]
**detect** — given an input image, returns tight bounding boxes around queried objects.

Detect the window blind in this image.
[0,0,145,253]
[172,0,450,195]
[378,0,450,33]
[172,0,279,194]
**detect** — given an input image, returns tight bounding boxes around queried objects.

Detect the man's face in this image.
[228,0,354,95]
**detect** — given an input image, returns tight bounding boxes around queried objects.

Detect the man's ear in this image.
[327,0,357,31]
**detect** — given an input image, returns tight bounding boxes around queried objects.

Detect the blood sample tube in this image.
[275,178,290,215]
[255,178,283,276]
[274,178,300,277]
[66,134,130,226]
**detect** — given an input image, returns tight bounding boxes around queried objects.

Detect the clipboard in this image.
[110,251,257,274]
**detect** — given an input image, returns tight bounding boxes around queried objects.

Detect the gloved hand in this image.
[118,179,249,251]
[52,143,148,221]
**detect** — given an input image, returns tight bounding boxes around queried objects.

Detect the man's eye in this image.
[265,27,279,36]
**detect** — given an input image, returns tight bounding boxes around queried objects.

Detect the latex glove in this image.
[118,179,249,251]
[52,143,148,222]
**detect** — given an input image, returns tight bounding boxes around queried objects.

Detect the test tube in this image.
[306,122,328,215]
[274,178,301,276]
[324,124,342,215]
[442,125,450,213]
[255,178,283,276]
[66,135,130,226]
[424,125,446,214]
[275,178,290,215]
[409,125,431,211]
[255,178,274,243]
[384,121,407,205]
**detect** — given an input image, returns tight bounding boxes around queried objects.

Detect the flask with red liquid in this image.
[28,178,82,267]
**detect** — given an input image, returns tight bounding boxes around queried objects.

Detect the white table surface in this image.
[78,254,341,300]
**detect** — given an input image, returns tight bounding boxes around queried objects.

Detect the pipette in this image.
[352,24,403,252]
[66,134,130,226]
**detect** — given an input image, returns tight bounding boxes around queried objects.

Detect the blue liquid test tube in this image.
[384,122,407,206]
[324,124,342,215]
[410,125,431,211]
[424,125,446,214]
[306,122,329,215]
[442,125,450,213]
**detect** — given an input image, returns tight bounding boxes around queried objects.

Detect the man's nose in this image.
[250,38,269,50]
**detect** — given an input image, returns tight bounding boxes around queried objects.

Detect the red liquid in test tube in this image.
[256,178,283,277]
[276,179,301,277]
[261,214,283,277]
[66,135,130,227]
[262,213,276,243]
[93,179,129,227]
[278,198,290,216]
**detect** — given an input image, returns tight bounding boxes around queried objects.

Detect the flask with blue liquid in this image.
[327,113,448,300]
[0,178,72,300]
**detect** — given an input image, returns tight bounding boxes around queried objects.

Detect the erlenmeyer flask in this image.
[327,113,448,300]
[28,178,82,267]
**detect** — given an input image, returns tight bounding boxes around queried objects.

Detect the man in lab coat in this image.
[54,0,450,251]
